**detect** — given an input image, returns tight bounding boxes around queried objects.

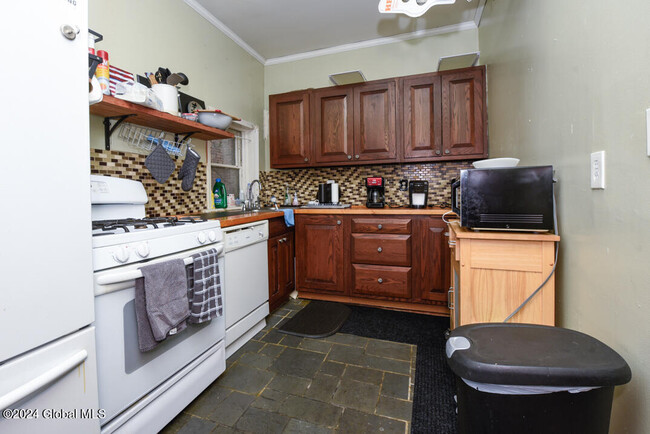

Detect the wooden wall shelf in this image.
[89,95,234,147]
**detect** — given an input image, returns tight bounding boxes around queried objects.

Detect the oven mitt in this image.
[145,142,176,184]
[178,147,200,191]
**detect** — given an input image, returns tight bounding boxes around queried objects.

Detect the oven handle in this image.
[0,350,88,410]
[95,245,224,287]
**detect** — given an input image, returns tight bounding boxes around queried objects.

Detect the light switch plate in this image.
[591,151,606,189]
[646,108,650,156]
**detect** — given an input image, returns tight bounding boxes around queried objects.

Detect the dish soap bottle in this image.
[212,178,227,209]
[292,191,299,206]
[284,185,291,206]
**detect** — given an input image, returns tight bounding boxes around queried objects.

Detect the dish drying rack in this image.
[118,124,194,157]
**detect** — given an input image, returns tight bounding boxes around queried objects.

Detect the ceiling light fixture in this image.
[329,70,367,86]
[378,0,456,18]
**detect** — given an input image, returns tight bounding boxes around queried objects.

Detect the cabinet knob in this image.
[377,247,383,253]
[435,150,441,155]
[355,155,360,159]
[60,24,80,40]
[347,155,352,160]
[378,278,383,284]
[377,224,383,230]
[337,220,342,225]
[444,149,450,154]
[304,157,309,162]
[278,239,283,243]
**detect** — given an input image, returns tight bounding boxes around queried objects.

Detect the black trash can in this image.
[446,323,631,434]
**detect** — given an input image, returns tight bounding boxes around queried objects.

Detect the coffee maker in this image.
[365,177,385,208]
[409,180,428,208]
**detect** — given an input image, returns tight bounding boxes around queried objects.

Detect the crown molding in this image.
[474,0,487,27]
[183,0,266,64]
[265,21,477,66]
[185,0,478,67]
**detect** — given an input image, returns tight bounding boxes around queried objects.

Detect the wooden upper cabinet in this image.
[312,86,354,164]
[269,90,311,167]
[402,74,442,160]
[354,80,398,162]
[441,66,487,158]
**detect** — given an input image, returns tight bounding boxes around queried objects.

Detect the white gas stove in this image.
[89,175,226,433]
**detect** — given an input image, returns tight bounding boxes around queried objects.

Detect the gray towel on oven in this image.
[139,259,190,342]
[134,277,159,352]
[187,248,223,323]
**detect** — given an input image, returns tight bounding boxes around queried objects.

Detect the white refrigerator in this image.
[0,0,99,433]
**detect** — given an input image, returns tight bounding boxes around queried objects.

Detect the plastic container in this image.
[95,50,110,95]
[212,178,227,209]
[446,323,631,434]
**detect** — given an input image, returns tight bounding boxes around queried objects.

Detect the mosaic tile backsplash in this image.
[260,161,473,208]
[90,148,206,217]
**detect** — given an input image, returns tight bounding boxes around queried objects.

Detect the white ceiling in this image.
[184,0,486,65]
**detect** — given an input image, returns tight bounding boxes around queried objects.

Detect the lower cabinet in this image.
[295,213,451,316]
[295,214,346,294]
[267,217,295,313]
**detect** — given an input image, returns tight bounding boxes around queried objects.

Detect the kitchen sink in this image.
[200,208,282,219]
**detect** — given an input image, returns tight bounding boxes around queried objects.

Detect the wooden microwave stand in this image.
[447,221,560,329]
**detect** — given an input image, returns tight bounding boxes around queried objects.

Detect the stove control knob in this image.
[135,242,151,258]
[208,230,217,242]
[112,246,130,263]
[197,232,207,244]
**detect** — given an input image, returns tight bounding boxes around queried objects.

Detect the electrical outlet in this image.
[399,179,408,191]
[590,151,606,189]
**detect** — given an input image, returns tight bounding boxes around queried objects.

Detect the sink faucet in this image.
[244,180,261,211]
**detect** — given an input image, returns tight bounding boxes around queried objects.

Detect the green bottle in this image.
[212,178,227,209]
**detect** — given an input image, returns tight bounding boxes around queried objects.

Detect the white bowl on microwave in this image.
[472,158,520,169]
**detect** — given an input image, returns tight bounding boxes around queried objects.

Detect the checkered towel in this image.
[187,248,223,323]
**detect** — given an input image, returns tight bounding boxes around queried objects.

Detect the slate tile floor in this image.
[161,299,416,433]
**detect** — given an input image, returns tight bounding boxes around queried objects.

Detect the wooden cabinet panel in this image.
[441,68,486,158]
[354,80,398,162]
[296,215,345,293]
[268,221,295,313]
[351,234,411,266]
[414,216,450,303]
[269,90,311,167]
[351,217,411,234]
[352,264,411,299]
[402,74,442,160]
[312,87,354,164]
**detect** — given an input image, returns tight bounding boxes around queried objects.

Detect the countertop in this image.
[294,205,453,215]
[181,210,285,228]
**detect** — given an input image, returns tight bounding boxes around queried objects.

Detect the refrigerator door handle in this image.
[0,350,88,410]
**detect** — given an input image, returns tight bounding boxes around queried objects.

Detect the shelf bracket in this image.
[175,132,197,146]
[103,115,135,150]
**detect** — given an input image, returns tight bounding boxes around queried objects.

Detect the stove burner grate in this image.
[92,216,207,235]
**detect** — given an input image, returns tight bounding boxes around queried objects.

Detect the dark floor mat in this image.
[339,305,457,434]
[277,300,351,338]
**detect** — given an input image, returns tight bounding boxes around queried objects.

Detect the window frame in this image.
[205,119,259,210]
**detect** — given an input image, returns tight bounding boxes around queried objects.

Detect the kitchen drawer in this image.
[351,264,411,299]
[351,234,411,266]
[351,217,412,234]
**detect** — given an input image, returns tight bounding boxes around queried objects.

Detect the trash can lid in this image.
[446,323,631,387]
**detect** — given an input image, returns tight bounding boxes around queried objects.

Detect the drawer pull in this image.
[378,278,383,284]
[377,247,383,253]
[337,220,342,225]
[377,224,383,230]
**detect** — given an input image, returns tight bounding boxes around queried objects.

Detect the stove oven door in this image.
[93,244,225,425]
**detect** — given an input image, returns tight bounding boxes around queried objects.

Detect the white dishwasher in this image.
[222,220,270,357]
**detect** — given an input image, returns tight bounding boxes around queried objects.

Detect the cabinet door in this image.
[402,75,442,160]
[354,80,398,162]
[269,90,311,167]
[414,217,450,303]
[268,232,295,312]
[441,67,487,158]
[312,87,354,164]
[296,215,346,293]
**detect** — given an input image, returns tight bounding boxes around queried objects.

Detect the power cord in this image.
[503,183,559,323]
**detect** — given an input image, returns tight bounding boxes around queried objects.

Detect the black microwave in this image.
[451,166,554,231]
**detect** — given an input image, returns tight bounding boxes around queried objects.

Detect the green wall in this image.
[479,1,650,432]
[263,28,479,170]
[88,0,264,160]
